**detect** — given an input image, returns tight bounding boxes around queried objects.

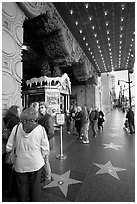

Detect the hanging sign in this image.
[56,113,65,125]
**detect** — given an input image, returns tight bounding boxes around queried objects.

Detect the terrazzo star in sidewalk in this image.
[43,170,82,197]
[109,133,118,137]
[103,142,123,150]
[93,161,126,180]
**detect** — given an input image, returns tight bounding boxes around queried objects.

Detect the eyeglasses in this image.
[40,106,45,109]
[22,120,35,124]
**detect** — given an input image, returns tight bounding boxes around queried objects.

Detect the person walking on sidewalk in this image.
[65,110,71,134]
[38,102,54,185]
[89,106,96,138]
[74,106,82,139]
[126,107,135,134]
[81,105,90,144]
[97,110,105,132]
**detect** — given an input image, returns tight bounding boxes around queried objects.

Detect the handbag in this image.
[2,118,11,141]
[5,123,19,165]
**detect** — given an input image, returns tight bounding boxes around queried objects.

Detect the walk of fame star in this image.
[93,161,126,180]
[110,127,117,130]
[43,170,82,197]
[109,133,118,137]
[103,142,123,150]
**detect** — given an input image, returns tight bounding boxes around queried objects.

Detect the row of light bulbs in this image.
[69,3,134,73]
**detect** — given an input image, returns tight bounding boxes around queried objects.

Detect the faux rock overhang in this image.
[18,2,97,81]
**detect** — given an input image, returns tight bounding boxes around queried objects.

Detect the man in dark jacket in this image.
[126,107,135,134]
[38,102,54,185]
[89,106,96,138]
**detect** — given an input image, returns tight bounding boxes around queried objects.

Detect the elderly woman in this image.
[6,107,50,202]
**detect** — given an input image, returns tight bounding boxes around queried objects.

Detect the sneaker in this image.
[79,137,83,140]
[67,131,70,134]
[42,177,52,187]
[82,140,89,144]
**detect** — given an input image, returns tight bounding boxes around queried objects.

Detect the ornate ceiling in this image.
[53,2,135,74]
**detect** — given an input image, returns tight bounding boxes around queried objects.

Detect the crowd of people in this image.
[2,102,134,202]
[66,104,105,143]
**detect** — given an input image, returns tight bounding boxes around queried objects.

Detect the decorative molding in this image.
[2,29,17,57]
[2,2,17,19]
[11,58,22,83]
[2,15,11,30]
[2,70,18,96]
[14,23,23,46]
[2,57,11,69]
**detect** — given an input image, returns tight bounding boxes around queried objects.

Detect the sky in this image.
[114,69,135,99]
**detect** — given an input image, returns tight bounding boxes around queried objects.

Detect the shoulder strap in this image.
[13,123,20,149]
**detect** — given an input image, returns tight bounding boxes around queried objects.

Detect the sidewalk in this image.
[2,109,135,202]
[41,108,135,202]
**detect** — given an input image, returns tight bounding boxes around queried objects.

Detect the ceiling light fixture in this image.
[105,11,108,16]
[70,10,73,15]
[121,4,125,10]
[94,33,97,37]
[121,17,124,22]
[80,29,82,33]
[75,21,78,25]
[85,4,89,9]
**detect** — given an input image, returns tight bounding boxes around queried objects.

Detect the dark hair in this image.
[6,105,20,117]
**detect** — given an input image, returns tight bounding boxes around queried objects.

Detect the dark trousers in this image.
[98,122,103,131]
[15,167,42,202]
[91,122,96,136]
[128,121,135,134]
[66,122,71,132]
[2,154,17,198]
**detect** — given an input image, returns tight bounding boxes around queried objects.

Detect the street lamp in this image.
[118,72,132,108]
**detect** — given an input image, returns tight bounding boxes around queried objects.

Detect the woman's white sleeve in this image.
[41,127,50,157]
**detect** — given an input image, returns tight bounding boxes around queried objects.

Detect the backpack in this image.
[94,110,99,120]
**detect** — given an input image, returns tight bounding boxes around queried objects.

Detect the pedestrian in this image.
[89,106,98,138]
[81,105,90,144]
[29,102,40,119]
[6,107,50,201]
[74,106,82,139]
[38,102,54,184]
[70,104,77,135]
[65,110,71,134]
[126,107,135,134]
[2,105,21,200]
[97,110,105,132]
